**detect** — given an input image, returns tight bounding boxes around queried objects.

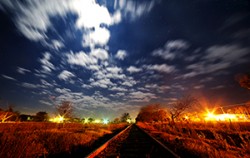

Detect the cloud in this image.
[21,82,40,89]
[1,74,17,81]
[117,0,156,20]
[17,67,31,74]
[39,52,55,73]
[83,27,110,47]
[115,50,127,60]
[204,45,249,63]
[67,51,98,67]
[110,87,127,92]
[39,100,53,106]
[181,44,249,79]
[152,40,189,60]
[51,40,64,50]
[90,48,109,60]
[127,66,142,73]
[145,64,175,73]
[90,78,115,88]
[106,66,123,74]
[121,79,137,87]
[55,87,71,94]
[40,79,54,88]
[129,91,157,102]
[58,70,75,81]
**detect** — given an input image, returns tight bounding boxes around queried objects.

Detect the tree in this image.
[0,106,19,122]
[88,117,94,123]
[235,74,250,90]
[35,111,48,122]
[113,118,120,123]
[169,95,199,123]
[136,104,168,122]
[120,113,131,122]
[0,111,13,122]
[56,101,73,119]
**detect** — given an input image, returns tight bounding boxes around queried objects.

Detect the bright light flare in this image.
[93,119,101,123]
[204,110,248,122]
[49,115,64,123]
[103,119,109,124]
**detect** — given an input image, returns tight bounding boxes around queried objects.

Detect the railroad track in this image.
[86,124,180,158]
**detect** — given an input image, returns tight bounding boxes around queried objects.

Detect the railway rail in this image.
[86,124,180,158]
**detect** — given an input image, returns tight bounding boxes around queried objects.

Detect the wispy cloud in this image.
[180,44,249,79]
[145,64,175,73]
[17,67,31,74]
[152,40,189,60]
[1,74,17,81]
[39,52,55,73]
[58,70,75,81]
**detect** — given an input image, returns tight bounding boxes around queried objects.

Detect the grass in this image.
[137,121,250,158]
[0,122,127,158]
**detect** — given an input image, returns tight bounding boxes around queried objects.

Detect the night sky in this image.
[0,0,250,119]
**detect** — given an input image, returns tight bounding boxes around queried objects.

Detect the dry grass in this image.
[0,122,127,158]
[137,121,250,158]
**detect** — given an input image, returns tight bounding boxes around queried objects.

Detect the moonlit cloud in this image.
[67,51,98,67]
[1,74,17,81]
[39,52,55,73]
[145,64,175,73]
[90,48,109,60]
[127,66,142,73]
[58,70,75,81]
[17,67,31,74]
[115,50,127,60]
[152,40,189,60]
[83,27,111,47]
[180,44,250,79]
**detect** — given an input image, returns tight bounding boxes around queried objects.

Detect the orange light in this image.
[49,115,64,123]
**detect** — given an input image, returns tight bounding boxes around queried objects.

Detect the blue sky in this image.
[0,0,250,119]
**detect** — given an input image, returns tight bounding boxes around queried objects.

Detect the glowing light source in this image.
[103,119,109,124]
[204,110,248,122]
[93,119,101,123]
[49,115,64,123]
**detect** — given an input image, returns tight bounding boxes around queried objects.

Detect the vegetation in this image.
[0,122,127,157]
[120,113,131,122]
[56,101,74,119]
[135,95,250,157]
[136,104,168,122]
[168,95,199,124]
[137,121,250,157]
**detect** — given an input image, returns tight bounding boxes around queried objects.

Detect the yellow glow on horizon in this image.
[93,119,101,123]
[49,115,64,123]
[204,110,248,122]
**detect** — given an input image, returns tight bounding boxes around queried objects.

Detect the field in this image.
[137,121,250,158]
[0,122,127,158]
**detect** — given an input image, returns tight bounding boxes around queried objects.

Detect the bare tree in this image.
[235,74,250,90]
[169,95,199,124]
[0,111,13,123]
[56,101,73,119]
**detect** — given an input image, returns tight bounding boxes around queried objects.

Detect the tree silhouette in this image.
[88,117,94,123]
[169,95,199,123]
[35,111,48,122]
[136,104,168,122]
[120,113,131,122]
[236,74,250,90]
[56,101,73,119]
